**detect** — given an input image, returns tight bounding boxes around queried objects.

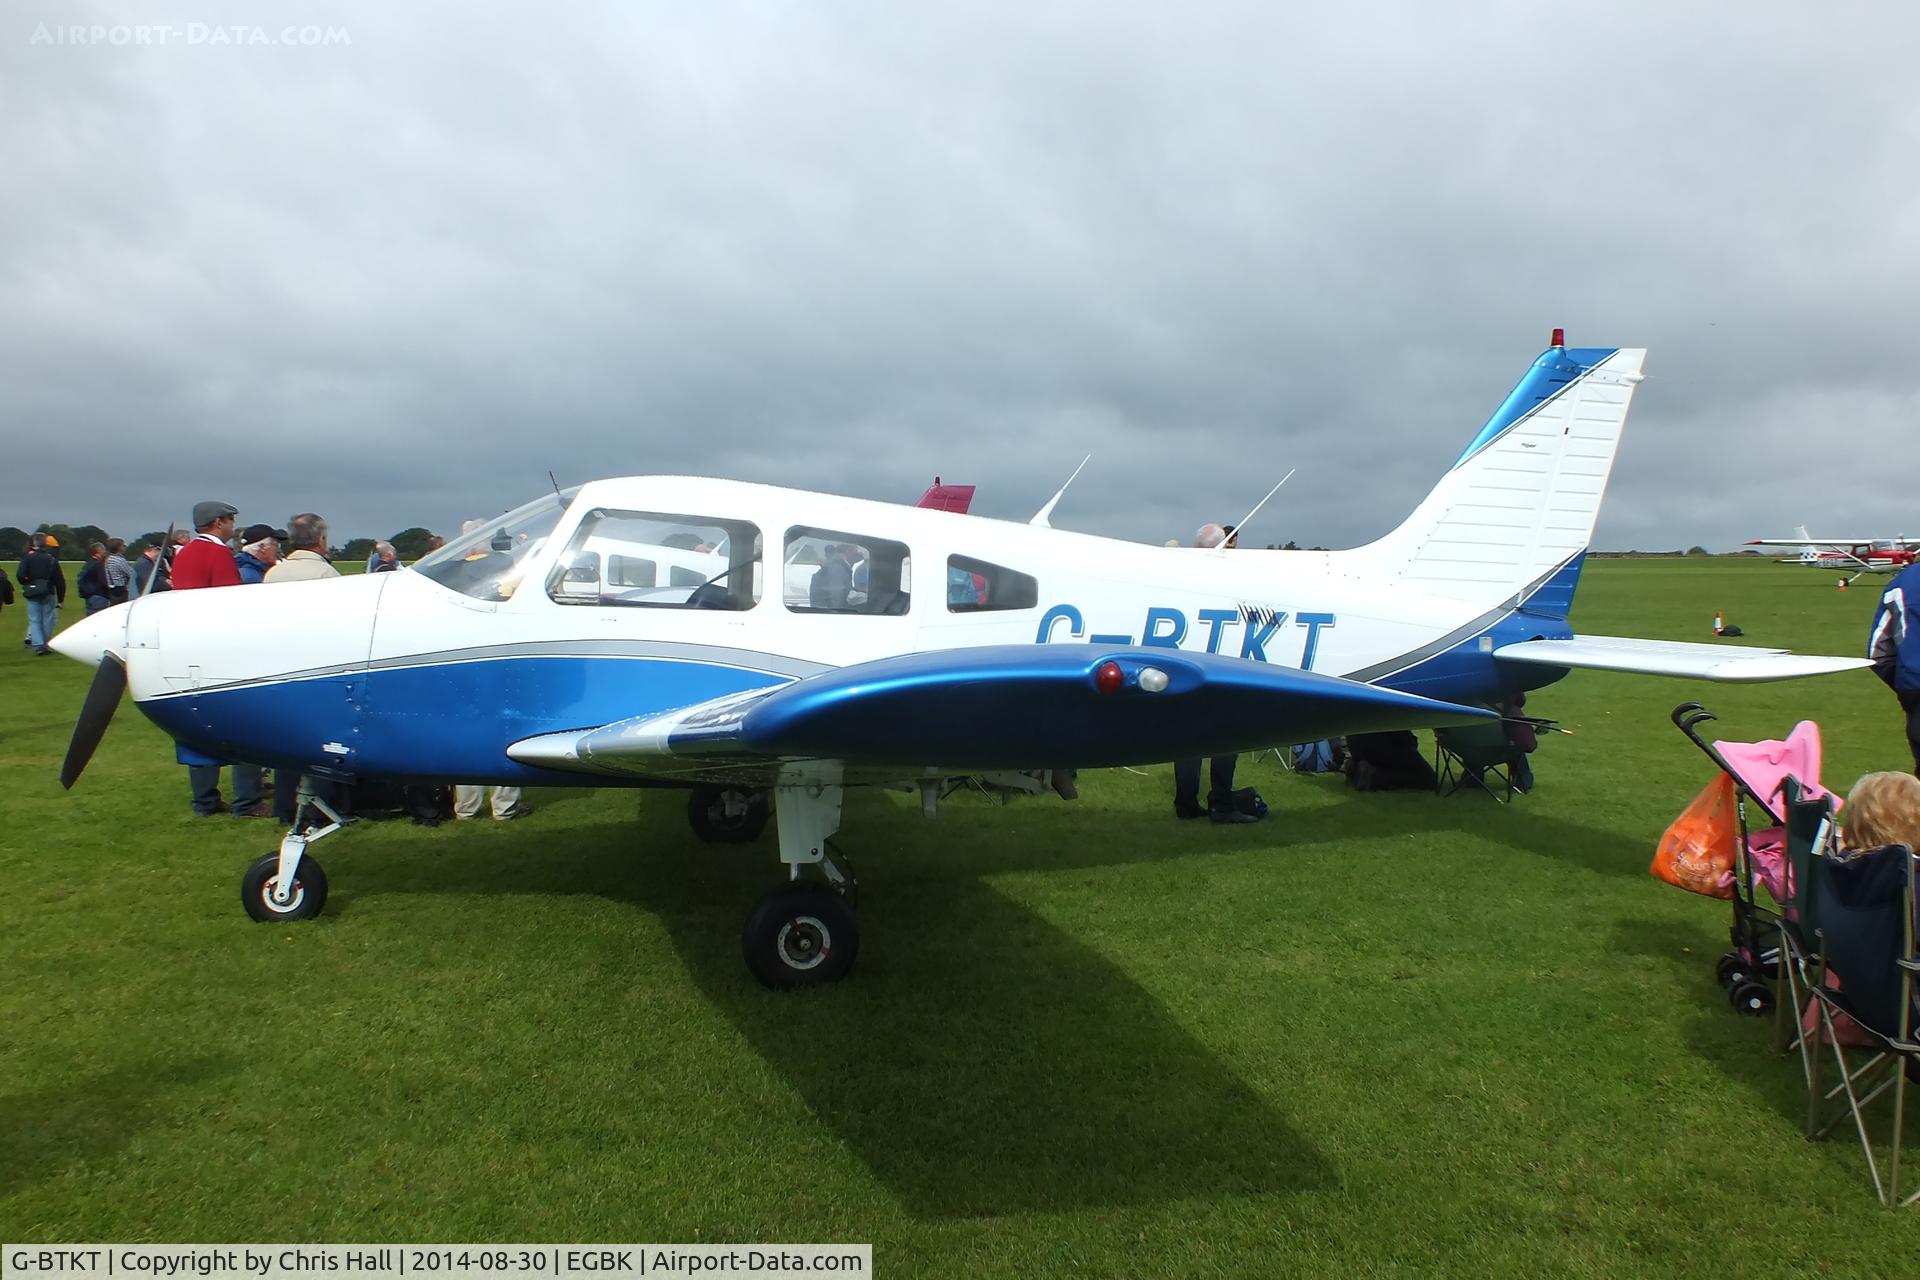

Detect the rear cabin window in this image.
[548,509,760,610]
[946,555,1039,612]
[784,527,911,615]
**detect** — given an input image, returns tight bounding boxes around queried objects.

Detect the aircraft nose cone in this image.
[47,602,127,667]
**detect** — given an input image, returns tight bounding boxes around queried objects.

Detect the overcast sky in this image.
[3,2,1915,550]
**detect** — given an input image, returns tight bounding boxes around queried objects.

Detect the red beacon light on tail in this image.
[1551,328,1565,348]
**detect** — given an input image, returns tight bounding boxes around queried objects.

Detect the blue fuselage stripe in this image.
[137,656,787,783]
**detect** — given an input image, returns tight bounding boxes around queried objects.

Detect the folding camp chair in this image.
[1775,781,1835,1067]
[1782,783,1920,1207]
[1434,720,1527,803]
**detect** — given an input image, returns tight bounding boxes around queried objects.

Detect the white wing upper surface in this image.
[1495,635,1873,683]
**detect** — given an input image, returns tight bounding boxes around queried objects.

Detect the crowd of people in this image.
[6,500,509,824]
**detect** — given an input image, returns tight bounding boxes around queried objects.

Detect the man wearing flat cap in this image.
[170,500,243,590]
[169,498,267,816]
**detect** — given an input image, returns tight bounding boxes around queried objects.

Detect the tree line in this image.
[4,524,442,563]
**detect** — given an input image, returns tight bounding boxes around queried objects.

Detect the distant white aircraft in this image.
[1746,526,1919,582]
[50,335,1870,986]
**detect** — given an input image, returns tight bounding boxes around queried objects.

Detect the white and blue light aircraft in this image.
[50,336,1870,986]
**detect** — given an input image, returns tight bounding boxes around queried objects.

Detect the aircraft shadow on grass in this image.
[337,795,1338,1218]
[322,782,1630,1217]
[0,1057,234,1197]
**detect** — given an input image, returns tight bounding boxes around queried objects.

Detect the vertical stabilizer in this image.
[1349,343,1647,612]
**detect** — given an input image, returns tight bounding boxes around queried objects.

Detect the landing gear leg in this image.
[240,792,345,923]
[741,764,860,988]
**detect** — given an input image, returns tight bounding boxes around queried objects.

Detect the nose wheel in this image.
[240,793,345,924]
[241,851,329,922]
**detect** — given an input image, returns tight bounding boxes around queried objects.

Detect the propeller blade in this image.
[60,653,127,789]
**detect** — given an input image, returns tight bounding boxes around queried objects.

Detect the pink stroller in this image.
[1670,703,1834,1017]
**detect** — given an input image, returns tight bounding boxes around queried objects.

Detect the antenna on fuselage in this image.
[1218,469,1297,549]
[548,470,564,498]
[1030,455,1092,529]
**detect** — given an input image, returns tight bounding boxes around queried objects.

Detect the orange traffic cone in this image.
[1838,577,1848,590]
[1713,610,1725,635]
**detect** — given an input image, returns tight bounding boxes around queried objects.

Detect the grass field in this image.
[1,559,1912,1275]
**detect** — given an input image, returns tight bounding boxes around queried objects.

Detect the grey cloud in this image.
[3,1,1915,550]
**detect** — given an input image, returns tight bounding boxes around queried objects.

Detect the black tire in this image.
[687,786,770,844]
[1728,979,1773,1017]
[241,852,328,923]
[1715,952,1748,989]
[741,882,859,989]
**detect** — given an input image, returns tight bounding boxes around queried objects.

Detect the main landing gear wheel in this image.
[688,786,770,844]
[241,852,329,923]
[742,882,859,989]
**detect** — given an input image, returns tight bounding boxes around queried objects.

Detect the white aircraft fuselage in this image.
[65,475,1575,785]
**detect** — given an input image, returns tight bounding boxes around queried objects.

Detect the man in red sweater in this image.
[170,500,243,590]
[171,499,268,816]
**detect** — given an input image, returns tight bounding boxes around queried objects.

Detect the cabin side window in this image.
[547,509,760,610]
[784,527,912,615]
[946,555,1039,612]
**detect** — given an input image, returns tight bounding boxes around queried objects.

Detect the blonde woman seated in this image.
[1809,772,1920,1042]
[1840,771,1920,855]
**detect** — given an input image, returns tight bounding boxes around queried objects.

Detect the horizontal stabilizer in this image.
[510,645,1497,776]
[1494,635,1873,683]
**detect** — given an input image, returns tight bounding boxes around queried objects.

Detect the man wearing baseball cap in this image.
[170,500,243,590]
[235,523,286,584]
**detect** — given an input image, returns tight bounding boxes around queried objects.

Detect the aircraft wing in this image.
[1494,635,1873,683]
[508,644,1496,779]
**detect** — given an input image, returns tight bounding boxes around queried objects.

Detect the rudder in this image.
[1349,339,1647,612]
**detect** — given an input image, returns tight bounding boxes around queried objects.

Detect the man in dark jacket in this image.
[133,542,169,594]
[77,542,112,614]
[1868,560,1920,775]
[17,532,65,654]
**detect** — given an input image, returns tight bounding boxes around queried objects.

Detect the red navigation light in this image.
[1095,660,1124,695]
[1550,328,1565,348]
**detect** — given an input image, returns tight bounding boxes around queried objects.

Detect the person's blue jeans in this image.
[84,595,110,614]
[26,596,58,649]
[189,763,265,815]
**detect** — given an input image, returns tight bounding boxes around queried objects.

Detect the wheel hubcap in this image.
[264,877,304,912]
[775,915,830,971]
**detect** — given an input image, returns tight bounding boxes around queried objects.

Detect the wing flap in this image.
[510,644,1496,776]
[1495,635,1873,683]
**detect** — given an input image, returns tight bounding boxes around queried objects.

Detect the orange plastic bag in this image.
[1651,773,1739,898]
